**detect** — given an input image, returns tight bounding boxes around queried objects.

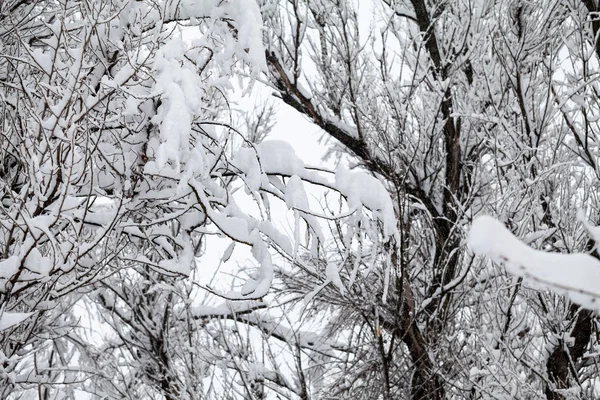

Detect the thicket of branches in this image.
[3,0,600,399]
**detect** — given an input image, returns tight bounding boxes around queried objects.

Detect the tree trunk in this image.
[545,307,592,400]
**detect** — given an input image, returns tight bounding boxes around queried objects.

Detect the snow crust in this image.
[233,140,306,190]
[334,166,397,238]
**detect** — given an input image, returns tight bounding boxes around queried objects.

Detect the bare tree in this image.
[0,1,399,398]
[6,0,600,399]
[262,0,600,399]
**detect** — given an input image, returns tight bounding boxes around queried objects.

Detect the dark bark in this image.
[582,0,600,59]
[545,307,592,400]
[407,0,463,338]
[401,289,446,400]
[406,0,463,315]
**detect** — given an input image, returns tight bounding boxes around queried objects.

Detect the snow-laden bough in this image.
[469,215,600,312]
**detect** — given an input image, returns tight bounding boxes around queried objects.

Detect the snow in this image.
[158,239,194,275]
[325,262,345,294]
[259,221,293,255]
[155,82,191,170]
[224,154,400,296]
[192,300,266,318]
[241,231,274,298]
[284,174,325,249]
[24,248,52,276]
[232,147,263,191]
[190,182,277,298]
[0,311,34,331]
[236,312,339,354]
[334,166,397,238]
[578,210,600,247]
[229,0,267,74]
[284,175,309,210]
[209,212,251,243]
[152,37,197,171]
[30,48,52,76]
[571,94,587,108]
[0,257,20,291]
[0,256,19,279]
[233,140,306,183]
[258,140,305,175]
[468,216,600,311]
[221,242,236,263]
[324,115,359,138]
[192,300,340,358]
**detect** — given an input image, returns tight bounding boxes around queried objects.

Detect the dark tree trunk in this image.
[545,307,592,400]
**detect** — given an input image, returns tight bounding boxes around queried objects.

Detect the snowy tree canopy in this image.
[0,0,400,398]
[4,0,600,399]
